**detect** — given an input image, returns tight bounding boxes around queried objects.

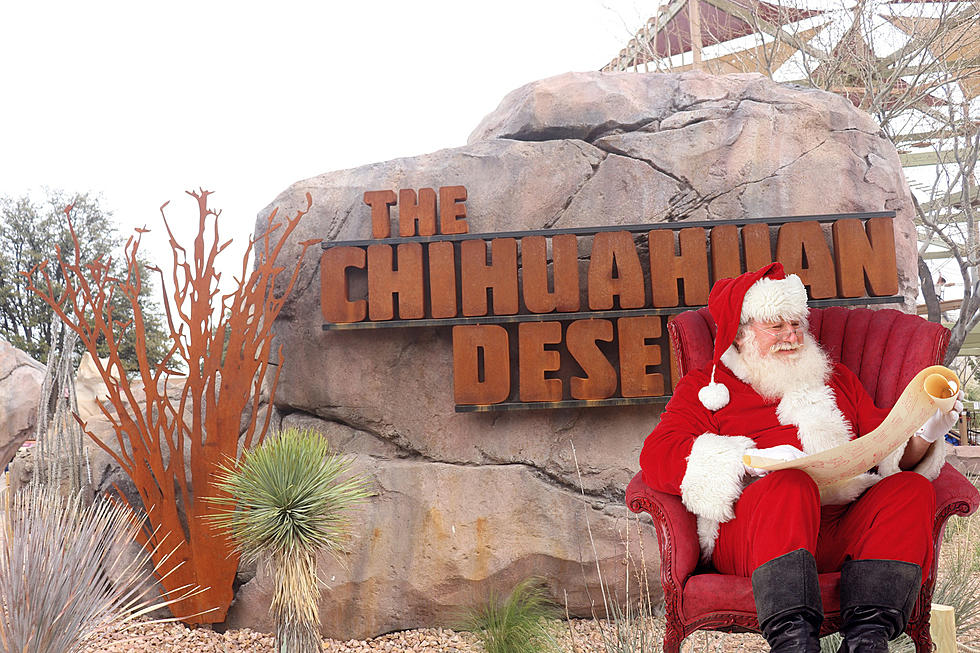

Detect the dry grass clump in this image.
[0,485,192,653]
[460,578,563,653]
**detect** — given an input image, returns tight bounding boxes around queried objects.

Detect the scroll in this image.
[742,365,959,487]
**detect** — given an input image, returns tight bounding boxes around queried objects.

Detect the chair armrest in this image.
[932,462,980,519]
[923,463,978,588]
[626,472,701,588]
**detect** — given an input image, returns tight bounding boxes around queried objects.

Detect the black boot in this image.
[752,549,823,653]
[838,559,922,653]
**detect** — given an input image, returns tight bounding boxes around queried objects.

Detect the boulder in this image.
[238,71,916,639]
[75,352,112,423]
[226,415,657,639]
[0,338,45,470]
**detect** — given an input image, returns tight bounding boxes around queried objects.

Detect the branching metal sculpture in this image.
[24,190,318,623]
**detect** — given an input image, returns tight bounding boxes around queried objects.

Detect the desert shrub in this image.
[209,427,372,653]
[463,578,563,653]
[0,485,189,652]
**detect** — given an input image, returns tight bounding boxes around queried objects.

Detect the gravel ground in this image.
[80,615,980,653]
[80,617,771,653]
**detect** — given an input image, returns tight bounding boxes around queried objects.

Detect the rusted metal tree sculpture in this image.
[25,190,318,623]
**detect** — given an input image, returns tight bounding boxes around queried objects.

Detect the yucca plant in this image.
[0,484,191,653]
[209,427,372,653]
[463,578,562,653]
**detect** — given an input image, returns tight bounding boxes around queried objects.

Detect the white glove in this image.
[743,444,807,477]
[917,390,964,443]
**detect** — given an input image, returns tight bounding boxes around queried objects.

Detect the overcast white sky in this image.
[0,1,658,287]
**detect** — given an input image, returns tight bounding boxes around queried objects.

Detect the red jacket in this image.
[638,356,943,558]
[640,361,887,495]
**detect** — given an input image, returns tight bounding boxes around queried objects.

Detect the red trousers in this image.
[712,469,935,576]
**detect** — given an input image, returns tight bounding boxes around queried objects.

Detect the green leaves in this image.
[209,427,372,564]
[0,189,170,369]
[463,578,563,653]
[209,427,373,652]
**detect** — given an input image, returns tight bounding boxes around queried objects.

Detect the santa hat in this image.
[697,262,809,410]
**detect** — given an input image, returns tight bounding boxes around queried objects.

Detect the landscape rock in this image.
[243,71,916,638]
[0,338,45,470]
[227,444,657,640]
[468,72,917,303]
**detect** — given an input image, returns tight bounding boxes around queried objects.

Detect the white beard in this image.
[727,329,832,400]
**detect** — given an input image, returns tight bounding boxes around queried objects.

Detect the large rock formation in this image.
[0,338,45,470]
[232,71,917,639]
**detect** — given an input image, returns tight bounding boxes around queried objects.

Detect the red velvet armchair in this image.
[626,306,980,653]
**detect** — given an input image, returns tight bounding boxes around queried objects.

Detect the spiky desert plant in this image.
[0,485,192,653]
[463,578,562,653]
[209,427,372,653]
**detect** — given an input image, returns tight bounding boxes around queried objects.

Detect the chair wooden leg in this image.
[930,604,956,653]
[906,615,934,653]
[662,621,684,653]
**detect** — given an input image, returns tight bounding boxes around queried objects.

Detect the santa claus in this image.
[639,262,961,653]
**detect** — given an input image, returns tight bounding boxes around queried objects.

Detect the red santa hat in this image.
[698,262,809,410]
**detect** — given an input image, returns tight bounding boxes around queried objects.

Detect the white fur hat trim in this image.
[740,274,808,323]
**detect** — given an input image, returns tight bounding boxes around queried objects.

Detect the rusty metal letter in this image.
[567,319,617,400]
[363,189,397,238]
[649,227,709,306]
[710,224,741,282]
[619,316,665,397]
[519,322,563,402]
[460,238,519,316]
[321,247,366,323]
[743,223,774,272]
[453,325,510,404]
[775,221,837,299]
[439,185,469,235]
[367,243,424,320]
[832,218,898,297]
[522,234,581,313]
[398,188,438,237]
[428,241,458,318]
[587,231,645,310]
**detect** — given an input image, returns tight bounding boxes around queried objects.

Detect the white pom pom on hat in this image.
[699,263,808,410]
[698,380,730,411]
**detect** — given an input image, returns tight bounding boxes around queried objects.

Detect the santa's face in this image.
[741,319,805,359]
[729,317,830,399]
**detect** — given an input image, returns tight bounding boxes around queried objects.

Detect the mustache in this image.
[769,341,804,353]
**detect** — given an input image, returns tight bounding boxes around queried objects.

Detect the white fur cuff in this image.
[680,433,754,524]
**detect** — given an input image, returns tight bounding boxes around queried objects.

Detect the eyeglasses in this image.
[753,321,805,339]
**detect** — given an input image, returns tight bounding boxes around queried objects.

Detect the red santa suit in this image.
[639,264,944,577]
[639,350,943,575]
